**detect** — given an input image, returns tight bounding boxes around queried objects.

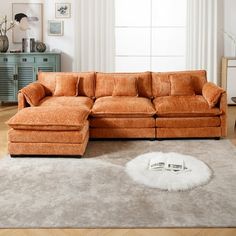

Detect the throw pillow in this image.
[54,75,79,96]
[112,76,138,96]
[170,74,195,96]
[202,82,225,108]
[20,82,46,106]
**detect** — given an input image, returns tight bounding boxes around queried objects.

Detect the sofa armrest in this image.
[202,82,225,108]
[19,82,46,108]
[18,91,28,110]
[220,92,227,137]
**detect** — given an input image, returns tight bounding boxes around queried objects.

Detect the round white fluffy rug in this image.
[125,152,212,191]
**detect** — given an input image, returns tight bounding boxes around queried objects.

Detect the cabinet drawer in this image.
[228,60,236,67]
[18,57,35,63]
[0,56,17,63]
[35,56,56,64]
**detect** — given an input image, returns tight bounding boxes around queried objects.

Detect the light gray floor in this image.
[0,139,235,228]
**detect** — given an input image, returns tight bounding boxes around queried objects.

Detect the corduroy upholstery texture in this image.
[112,76,138,97]
[8,133,89,156]
[152,70,207,97]
[91,96,156,118]
[90,118,155,128]
[156,127,222,138]
[95,72,152,98]
[90,128,155,139]
[8,122,89,144]
[18,92,27,111]
[156,117,221,128]
[39,96,93,110]
[170,74,195,96]
[38,72,95,97]
[20,82,46,106]
[8,70,227,156]
[54,75,79,96]
[202,82,225,108]
[153,96,222,117]
[7,107,90,131]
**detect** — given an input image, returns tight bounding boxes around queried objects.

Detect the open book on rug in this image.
[149,156,191,173]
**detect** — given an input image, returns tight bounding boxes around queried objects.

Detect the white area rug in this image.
[125,152,212,191]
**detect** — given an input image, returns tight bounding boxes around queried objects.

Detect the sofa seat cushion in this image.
[8,121,89,144]
[156,117,221,128]
[7,107,90,131]
[153,95,222,117]
[39,96,93,109]
[91,96,156,118]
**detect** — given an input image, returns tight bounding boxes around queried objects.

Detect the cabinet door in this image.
[35,64,56,80]
[36,64,56,73]
[227,67,236,104]
[17,65,35,91]
[0,65,17,101]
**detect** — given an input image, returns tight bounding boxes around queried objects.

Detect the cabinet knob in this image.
[43,58,48,62]
[22,58,27,62]
[3,58,8,62]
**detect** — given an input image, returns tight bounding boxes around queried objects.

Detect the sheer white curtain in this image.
[186,0,224,84]
[73,0,115,72]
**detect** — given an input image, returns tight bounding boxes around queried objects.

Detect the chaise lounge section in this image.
[6,70,227,157]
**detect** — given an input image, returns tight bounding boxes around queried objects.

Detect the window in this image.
[115,0,187,72]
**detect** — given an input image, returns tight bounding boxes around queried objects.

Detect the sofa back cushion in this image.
[54,75,79,96]
[95,72,152,98]
[170,74,195,96]
[152,70,207,97]
[112,76,138,96]
[38,72,95,98]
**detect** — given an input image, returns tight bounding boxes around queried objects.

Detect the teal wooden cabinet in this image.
[0,53,61,102]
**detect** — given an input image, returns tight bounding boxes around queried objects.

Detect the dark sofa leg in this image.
[157,138,163,141]
[214,137,220,140]
[149,138,155,141]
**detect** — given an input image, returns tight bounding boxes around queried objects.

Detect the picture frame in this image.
[48,20,64,36]
[12,3,43,43]
[55,3,71,18]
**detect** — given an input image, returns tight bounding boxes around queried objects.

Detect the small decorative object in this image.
[149,156,188,173]
[55,3,71,18]
[48,20,64,36]
[30,38,35,52]
[35,41,46,52]
[149,157,165,170]
[165,157,185,172]
[0,16,16,52]
[12,3,43,43]
[22,38,31,52]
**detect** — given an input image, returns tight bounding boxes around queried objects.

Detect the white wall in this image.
[224,0,236,57]
[43,0,75,71]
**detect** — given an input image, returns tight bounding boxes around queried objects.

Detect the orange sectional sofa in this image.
[6,70,227,157]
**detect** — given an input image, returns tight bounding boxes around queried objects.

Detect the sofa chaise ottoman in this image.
[6,70,227,157]
[7,106,90,156]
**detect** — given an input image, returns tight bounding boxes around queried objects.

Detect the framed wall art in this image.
[12,3,43,43]
[48,20,64,36]
[55,3,71,18]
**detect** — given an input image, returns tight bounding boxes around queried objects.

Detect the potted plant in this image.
[0,16,16,53]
